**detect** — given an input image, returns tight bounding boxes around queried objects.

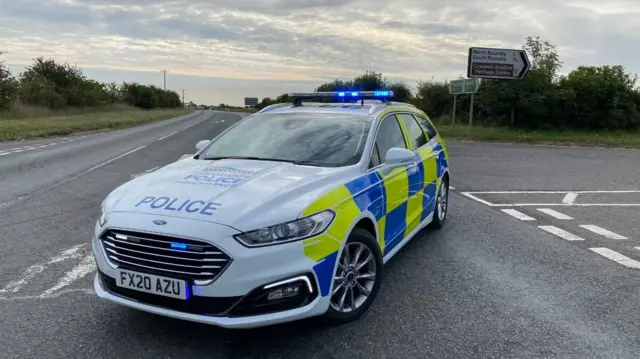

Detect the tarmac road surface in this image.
[1,111,639,359]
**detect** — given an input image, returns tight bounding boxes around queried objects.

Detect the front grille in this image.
[99,229,232,282]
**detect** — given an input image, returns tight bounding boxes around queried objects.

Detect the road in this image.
[1,111,639,359]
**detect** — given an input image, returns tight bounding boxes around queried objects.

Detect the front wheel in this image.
[320,228,383,325]
[428,176,449,229]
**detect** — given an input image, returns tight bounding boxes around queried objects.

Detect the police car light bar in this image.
[287,90,394,99]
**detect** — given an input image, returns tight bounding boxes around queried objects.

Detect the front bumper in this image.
[91,212,333,329]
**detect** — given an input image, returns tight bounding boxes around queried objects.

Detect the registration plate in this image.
[115,269,187,300]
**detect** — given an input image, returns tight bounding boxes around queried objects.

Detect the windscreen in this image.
[198,112,370,167]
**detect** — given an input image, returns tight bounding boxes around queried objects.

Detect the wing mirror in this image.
[195,140,210,152]
[380,147,415,174]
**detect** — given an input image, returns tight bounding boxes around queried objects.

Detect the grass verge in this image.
[434,122,640,148]
[0,106,196,141]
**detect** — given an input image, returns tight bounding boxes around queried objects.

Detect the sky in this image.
[1,0,639,106]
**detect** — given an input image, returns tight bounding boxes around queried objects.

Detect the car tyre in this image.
[320,227,384,325]
[428,175,449,230]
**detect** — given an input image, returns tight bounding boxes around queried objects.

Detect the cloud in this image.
[1,0,639,104]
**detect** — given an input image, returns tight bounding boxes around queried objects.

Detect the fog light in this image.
[267,285,300,301]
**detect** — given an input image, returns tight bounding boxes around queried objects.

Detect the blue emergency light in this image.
[287,90,394,100]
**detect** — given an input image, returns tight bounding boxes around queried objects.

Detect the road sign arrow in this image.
[467,47,531,80]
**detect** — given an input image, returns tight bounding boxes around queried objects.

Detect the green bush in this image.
[257,36,640,132]
[0,55,184,114]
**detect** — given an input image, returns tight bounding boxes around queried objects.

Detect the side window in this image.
[369,143,381,168]
[373,114,407,164]
[398,114,428,149]
[415,115,438,140]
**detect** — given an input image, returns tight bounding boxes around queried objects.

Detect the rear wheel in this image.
[428,175,449,229]
[320,228,383,325]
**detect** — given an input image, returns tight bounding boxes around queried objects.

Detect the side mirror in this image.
[380,147,415,174]
[195,140,210,152]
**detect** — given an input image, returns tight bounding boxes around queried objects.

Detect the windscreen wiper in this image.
[201,156,296,163]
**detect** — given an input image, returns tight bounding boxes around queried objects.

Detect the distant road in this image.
[0,110,238,207]
[0,110,639,359]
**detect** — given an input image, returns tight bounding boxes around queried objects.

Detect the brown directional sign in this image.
[467,47,530,80]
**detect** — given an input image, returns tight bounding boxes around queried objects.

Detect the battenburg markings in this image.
[135,197,221,216]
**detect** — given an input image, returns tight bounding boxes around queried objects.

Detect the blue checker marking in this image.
[406,159,424,197]
[431,142,447,178]
[421,181,438,222]
[313,251,339,297]
[345,171,387,221]
[383,201,407,256]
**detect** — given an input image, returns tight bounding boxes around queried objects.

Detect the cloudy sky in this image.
[1,0,638,106]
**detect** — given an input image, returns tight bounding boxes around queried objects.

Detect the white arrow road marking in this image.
[0,243,89,294]
[590,248,640,269]
[39,253,97,298]
[579,225,628,240]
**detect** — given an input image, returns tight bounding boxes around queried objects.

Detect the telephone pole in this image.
[160,69,168,90]
[180,89,187,106]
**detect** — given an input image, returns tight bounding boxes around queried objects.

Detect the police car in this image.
[92,90,450,329]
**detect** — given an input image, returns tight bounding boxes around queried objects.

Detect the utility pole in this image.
[180,89,187,106]
[160,69,168,90]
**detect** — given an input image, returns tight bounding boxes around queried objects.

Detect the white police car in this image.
[92,91,450,329]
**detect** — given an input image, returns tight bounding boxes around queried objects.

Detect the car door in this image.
[368,113,411,256]
[396,113,438,228]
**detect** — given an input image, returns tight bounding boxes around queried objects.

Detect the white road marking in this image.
[460,192,508,207]
[538,225,585,241]
[0,244,89,294]
[0,288,94,301]
[449,186,456,190]
[635,247,640,251]
[13,149,23,153]
[562,192,578,204]
[466,190,640,194]
[537,208,573,220]
[0,152,8,156]
[579,225,628,240]
[157,131,178,141]
[39,253,97,297]
[501,209,536,221]
[83,145,146,173]
[589,248,640,269]
[512,203,640,207]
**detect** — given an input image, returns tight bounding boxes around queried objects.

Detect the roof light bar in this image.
[287,90,394,99]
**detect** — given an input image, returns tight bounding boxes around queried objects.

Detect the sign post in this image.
[244,97,259,107]
[449,78,479,126]
[467,47,531,80]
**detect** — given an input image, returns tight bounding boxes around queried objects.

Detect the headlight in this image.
[98,201,107,227]
[234,210,335,247]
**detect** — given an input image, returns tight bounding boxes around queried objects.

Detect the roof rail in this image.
[258,103,292,113]
[367,101,416,115]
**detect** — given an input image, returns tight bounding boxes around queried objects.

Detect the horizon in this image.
[2,0,639,106]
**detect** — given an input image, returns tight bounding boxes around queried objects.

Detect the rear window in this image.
[199,112,371,167]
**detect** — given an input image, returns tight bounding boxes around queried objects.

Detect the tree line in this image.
[257,37,640,131]
[0,55,183,113]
